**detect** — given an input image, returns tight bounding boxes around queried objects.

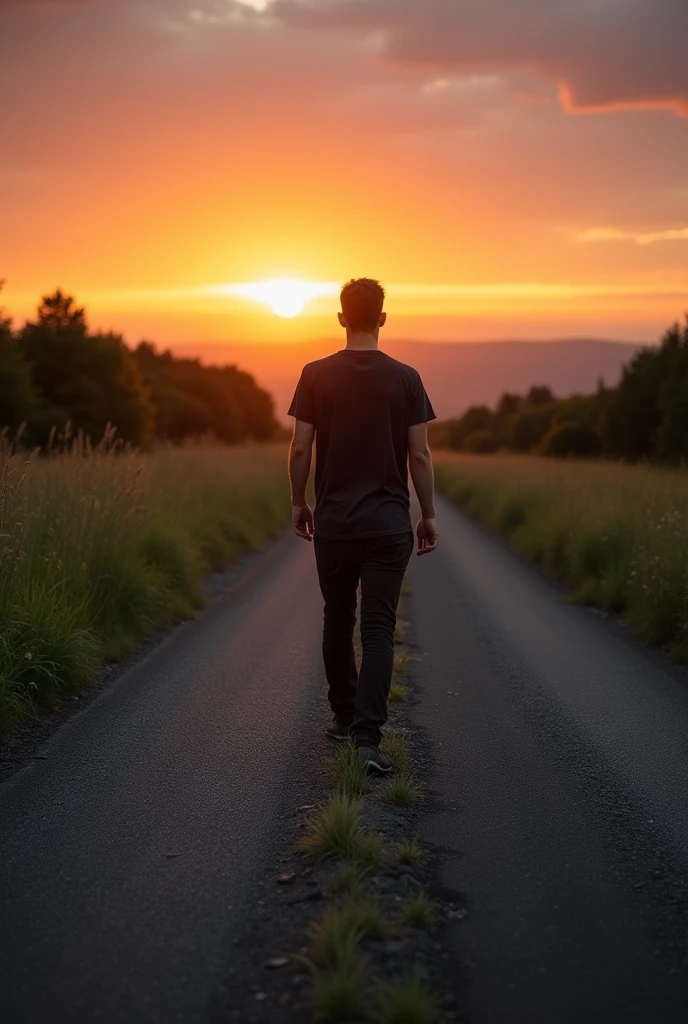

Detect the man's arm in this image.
[289,418,316,541]
[408,422,438,556]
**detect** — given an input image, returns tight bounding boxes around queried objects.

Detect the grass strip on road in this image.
[298,621,441,1023]
[381,772,423,807]
[435,453,688,662]
[0,439,290,739]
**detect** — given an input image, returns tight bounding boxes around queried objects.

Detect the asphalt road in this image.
[0,533,325,1023]
[409,495,688,1024]
[3,498,688,1024]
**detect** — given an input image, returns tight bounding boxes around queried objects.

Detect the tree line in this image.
[429,316,688,461]
[0,286,278,447]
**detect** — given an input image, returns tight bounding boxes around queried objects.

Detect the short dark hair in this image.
[340,278,386,332]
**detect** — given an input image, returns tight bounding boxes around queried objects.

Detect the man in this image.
[288,278,437,773]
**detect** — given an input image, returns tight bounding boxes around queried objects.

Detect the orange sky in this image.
[1,0,687,345]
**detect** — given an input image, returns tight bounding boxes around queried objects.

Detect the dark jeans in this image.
[314,531,414,748]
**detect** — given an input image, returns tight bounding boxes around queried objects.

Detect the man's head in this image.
[338,278,387,334]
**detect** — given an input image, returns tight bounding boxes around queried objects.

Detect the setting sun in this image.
[223,278,338,319]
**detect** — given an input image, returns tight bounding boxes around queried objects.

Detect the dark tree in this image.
[541,421,602,458]
[134,343,277,444]
[598,320,688,460]
[218,365,277,441]
[655,318,688,461]
[445,405,495,450]
[462,429,499,454]
[494,392,524,445]
[511,403,558,451]
[656,379,688,460]
[496,392,522,419]
[525,385,555,408]
[20,291,155,446]
[0,284,38,431]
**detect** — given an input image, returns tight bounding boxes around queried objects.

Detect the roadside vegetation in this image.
[0,284,278,447]
[0,439,289,739]
[429,314,688,461]
[435,454,688,661]
[298,608,440,1023]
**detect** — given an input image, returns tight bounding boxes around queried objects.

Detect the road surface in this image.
[1,497,688,1023]
[0,534,326,1023]
[409,495,688,1024]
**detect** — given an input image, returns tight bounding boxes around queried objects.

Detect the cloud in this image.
[0,0,97,5]
[267,0,688,117]
[579,227,688,246]
[7,0,686,121]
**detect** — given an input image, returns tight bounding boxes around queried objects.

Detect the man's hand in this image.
[416,517,438,556]
[292,503,314,541]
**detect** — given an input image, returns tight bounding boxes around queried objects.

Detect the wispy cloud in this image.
[269,0,688,118]
[578,227,688,246]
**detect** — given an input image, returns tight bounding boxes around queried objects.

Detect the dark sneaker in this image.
[325,717,352,742]
[356,746,393,774]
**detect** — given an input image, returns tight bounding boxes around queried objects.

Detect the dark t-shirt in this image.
[288,349,436,539]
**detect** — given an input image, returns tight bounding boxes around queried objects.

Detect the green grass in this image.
[380,729,410,771]
[395,838,424,868]
[373,970,438,1024]
[306,905,373,1021]
[382,772,423,806]
[354,828,384,869]
[435,453,688,663]
[309,643,438,1023]
[330,862,367,898]
[388,682,408,704]
[330,742,373,798]
[308,907,365,967]
[310,952,370,1022]
[300,793,383,868]
[300,794,364,862]
[393,648,410,675]
[400,892,435,932]
[0,440,290,740]
[309,901,389,959]
[342,899,390,940]
[308,905,436,1023]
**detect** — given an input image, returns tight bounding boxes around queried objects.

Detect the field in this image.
[0,437,290,739]
[434,453,688,662]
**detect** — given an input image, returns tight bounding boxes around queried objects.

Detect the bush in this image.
[462,429,499,454]
[511,404,558,452]
[445,405,495,451]
[541,421,601,458]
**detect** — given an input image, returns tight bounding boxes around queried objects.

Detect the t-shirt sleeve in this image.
[288,366,317,425]
[408,372,436,426]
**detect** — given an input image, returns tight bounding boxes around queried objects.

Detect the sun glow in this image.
[219,278,338,318]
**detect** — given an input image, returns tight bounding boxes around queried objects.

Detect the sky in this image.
[1,0,687,345]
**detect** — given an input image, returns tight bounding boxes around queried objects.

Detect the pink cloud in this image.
[268,0,688,117]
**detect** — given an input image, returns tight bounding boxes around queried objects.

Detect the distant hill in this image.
[172,338,646,424]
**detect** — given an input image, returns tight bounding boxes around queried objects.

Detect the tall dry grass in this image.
[0,433,289,739]
[435,453,688,661]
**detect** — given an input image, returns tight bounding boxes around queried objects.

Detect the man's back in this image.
[288,276,437,768]
[288,349,435,539]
